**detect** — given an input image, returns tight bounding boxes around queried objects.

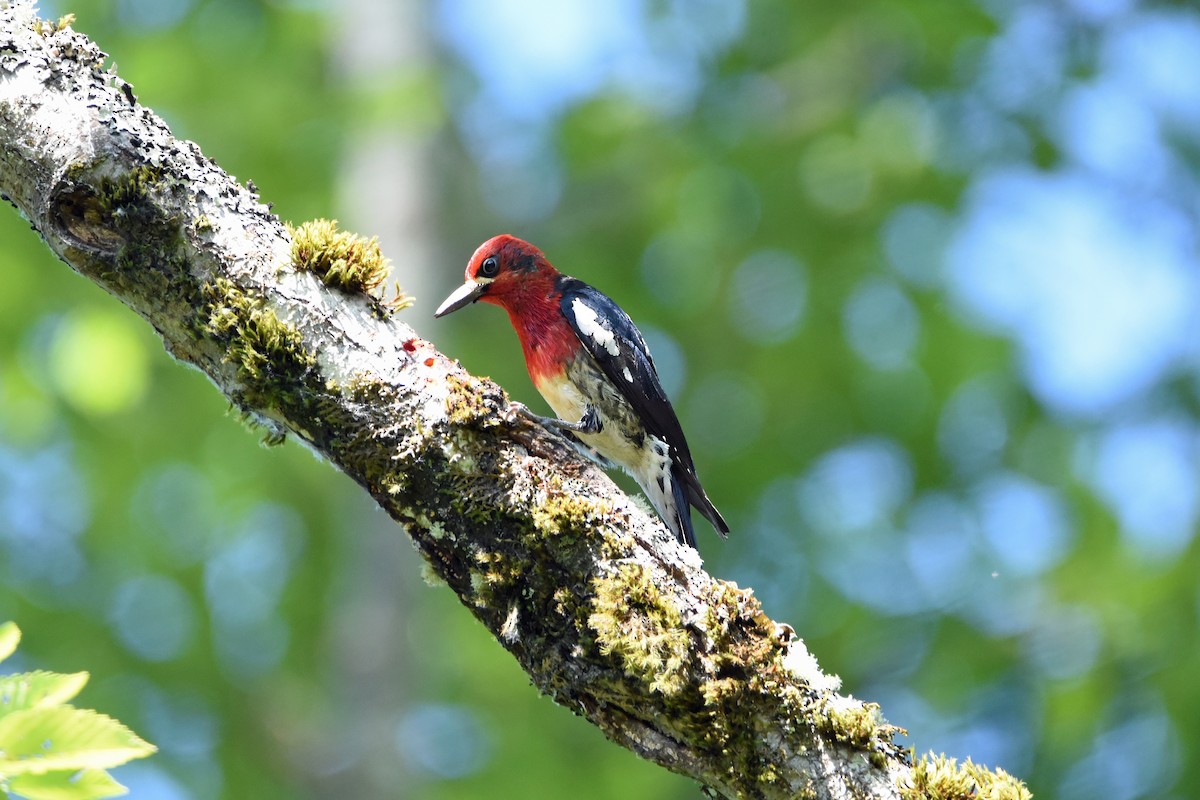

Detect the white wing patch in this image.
[622,367,633,382]
[638,435,677,531]
[571,297,621,357]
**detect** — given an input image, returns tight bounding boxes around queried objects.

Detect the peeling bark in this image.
[0,5,1030,800]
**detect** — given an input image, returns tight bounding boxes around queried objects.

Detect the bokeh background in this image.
[2,0,1198,797]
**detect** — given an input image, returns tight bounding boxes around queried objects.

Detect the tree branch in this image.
[0,5,1029,799]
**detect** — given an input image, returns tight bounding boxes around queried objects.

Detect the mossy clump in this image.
[529,475,613,539]
[684,578,907,788]
[203,277,317,417]
[289,219,400,304]
[445,372,497,428]
[588,562,692,696]
[54,162,208,324]
[693,582,783,705]
[101,165,164,210]
[810,696,903,767]
[32,13,76,36]
[470,548,524,607]
[901,753,1031,800]
[54,163,175,263]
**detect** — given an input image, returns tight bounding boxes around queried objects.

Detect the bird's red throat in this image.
[483,279,579,388]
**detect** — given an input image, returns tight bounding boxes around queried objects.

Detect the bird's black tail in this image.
[689,482,729,539]
[670,471,698,549]
[669,464,729,549]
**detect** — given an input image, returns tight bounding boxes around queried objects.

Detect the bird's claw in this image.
[513,402,602,435]
[512,401,557,428]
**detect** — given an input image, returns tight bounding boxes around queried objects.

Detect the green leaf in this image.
[0,673,90,719]
[6,768,128,800]
[0,706,155,777]
[0,623,19,665]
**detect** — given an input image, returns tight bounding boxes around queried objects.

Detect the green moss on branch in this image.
[589,562,692,697]
[203,277,318,438]
[289,218,407,308]
[901,753,1032,800]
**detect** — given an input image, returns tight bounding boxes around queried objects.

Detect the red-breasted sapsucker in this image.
[435,234,729,549]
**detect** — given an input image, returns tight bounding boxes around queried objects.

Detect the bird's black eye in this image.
[480,256,500,278]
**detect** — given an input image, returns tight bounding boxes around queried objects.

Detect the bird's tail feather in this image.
[670,472,698,549]
[688,483,729,538]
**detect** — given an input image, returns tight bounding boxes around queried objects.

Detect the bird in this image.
[435,234,729,549]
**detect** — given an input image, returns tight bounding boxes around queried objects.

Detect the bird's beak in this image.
[435,279,486,318]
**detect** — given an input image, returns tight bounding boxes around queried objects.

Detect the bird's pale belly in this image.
[535,357,650,477]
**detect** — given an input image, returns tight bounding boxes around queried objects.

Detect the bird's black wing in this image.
[558,277,729,538]
[558,278,685,453]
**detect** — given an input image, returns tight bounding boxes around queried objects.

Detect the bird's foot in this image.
[515,402,603,435]
[512,401,558,429]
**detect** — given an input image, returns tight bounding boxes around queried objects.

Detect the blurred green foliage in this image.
[3,1,1198,799]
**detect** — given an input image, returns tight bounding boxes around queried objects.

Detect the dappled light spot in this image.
[798,134,873,214]
[947,169,1198,416]
[956,573,1047,638]
[438,0,744,121]
[1080,417,1200,561]
[640,230,722,315]
[939,695,1034,784]
[869,682,1034,779]
[1064,0,1135,22]
[110,763,193,800]
[131,464,219,567]
[881,202,952,289]
[111,575,197,662]
[1021,603,1101,680]
[727,479,810,613]
[1055,80,1166,185]
[116,0,194,31]
[1058,706,1181,800]
[204,504,305,628]
[140,686,218,762]
[438,0,638,120]
[975,6,1067,114]
[683,372,764,458]
[929,95,1032,172]
[46,306,151,416]
[858,90,938,178]
[798,437,912,536]
[1104,11,1200,128]
[972,471,1073,577]
[204,504,304,677]
[394,703,492,779]
[842,276,919,372]
[819,533,927,616]
[937,376,1011,477]
[902,492,982,610]
[728,249,806,345]
[0,442,89,588]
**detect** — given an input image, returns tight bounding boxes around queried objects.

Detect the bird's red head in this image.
[436,235,580,384]
[435,234,560,319]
